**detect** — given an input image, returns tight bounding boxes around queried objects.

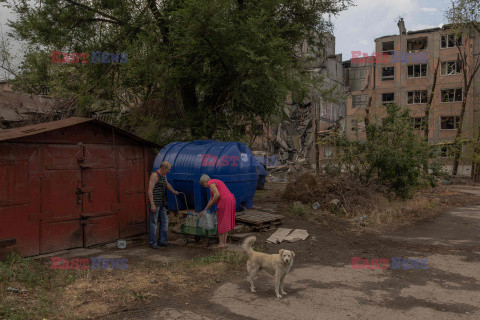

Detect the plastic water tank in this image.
[153,140,258,212]
[254,156,267,190]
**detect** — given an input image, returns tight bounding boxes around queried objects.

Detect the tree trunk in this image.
[452,36,480,175]
[423,59,440,176]
[452,71,478,174]
[364,95,372,141]
[452,89,469,176]
[425,59,440,140]
[313,102,319,174]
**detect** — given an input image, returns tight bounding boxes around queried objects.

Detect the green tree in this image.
[1,0,351,143]
[323,104,439,198]
[445,0,480,176]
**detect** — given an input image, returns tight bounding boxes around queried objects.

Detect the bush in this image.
[287,202,310,218]
[323,104,439,198]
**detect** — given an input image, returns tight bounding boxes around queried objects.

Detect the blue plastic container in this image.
[153,140,258,212]
[254,156,267,190]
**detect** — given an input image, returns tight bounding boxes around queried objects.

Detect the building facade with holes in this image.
[0,118,158,257]
[343,20,480,175]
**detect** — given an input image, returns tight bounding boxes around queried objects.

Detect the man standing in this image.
[148,161,179,249]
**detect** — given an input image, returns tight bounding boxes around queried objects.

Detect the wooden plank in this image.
[252,221,283,231]
[236,211,283,223]
[236,210,284,232]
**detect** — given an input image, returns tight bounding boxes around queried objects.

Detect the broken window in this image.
[352,94,368,107]
[382,93,394,104]
[441,34,462,48]
[412,117,426,130]
[382,67,394,81]
[440,116,460,129]
[407,64,427,78]
[441,88,462,102]
[382,41,394,55]
[440,145,455,157]
[407,38,428,53]
[440,61,462,76]
[351,119,358,132]
[407,91,427,104]
[351,119,365,132]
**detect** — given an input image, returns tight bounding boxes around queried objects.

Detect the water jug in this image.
[203,212,215,230]
[117,239,126,249]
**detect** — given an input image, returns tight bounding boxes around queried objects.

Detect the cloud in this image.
[410,22,445,31]
[333,0,449,60]
[420,7,439,12]
[410,24,438,31]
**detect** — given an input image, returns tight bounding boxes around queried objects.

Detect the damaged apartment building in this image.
[252,33,346,167]
[343,18,480,175]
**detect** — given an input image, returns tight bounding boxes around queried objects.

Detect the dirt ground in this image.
[93,182,480,320]
[3,181,480,320]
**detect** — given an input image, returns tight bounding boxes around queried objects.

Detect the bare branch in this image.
[63,0,126,26]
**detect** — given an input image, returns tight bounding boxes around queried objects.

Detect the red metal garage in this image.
[0,117,159,257]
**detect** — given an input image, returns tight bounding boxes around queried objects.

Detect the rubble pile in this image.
[272,102,316,164]
[261,100,326,182]
[282,173,384,218]
[267,162,312,183]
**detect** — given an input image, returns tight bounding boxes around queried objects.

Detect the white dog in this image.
[242,236,295,298]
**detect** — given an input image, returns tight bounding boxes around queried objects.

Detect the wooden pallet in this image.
[235,210,283,231]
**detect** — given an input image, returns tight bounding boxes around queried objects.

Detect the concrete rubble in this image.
[266,228,309,244]
[266,228,293,244]
[252,34,346,174]
[284,229,309,242]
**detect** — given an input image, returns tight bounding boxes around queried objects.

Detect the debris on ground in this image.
[235,210,283,231]
[284,229,309,242]
[266,228,309,244]
[266,228,293,244]
[282,173,480,229]
[283,173,384,219]
[7,287,19,293]
[330,199,340,206]
[354,215,368,223]
[267,162,311,183]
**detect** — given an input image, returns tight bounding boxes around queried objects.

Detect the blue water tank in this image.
[254,156,267,190]
[153,140,258,212]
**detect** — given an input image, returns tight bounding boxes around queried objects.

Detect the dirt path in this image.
[381,203,480,247]
[208,203,480,320]
[97,184,480,320]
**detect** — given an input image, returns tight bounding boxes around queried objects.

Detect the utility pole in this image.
[313,95,320,174]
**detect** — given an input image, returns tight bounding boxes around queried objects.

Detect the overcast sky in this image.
[0,0,452,79]
[333,0,451,60]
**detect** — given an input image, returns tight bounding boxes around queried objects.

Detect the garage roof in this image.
[0,117,160,148]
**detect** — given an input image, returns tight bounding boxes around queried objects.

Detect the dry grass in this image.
[281,173,478,230]
[1,250,247,320]
[59,250,247,319]
[282,173,386,218]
